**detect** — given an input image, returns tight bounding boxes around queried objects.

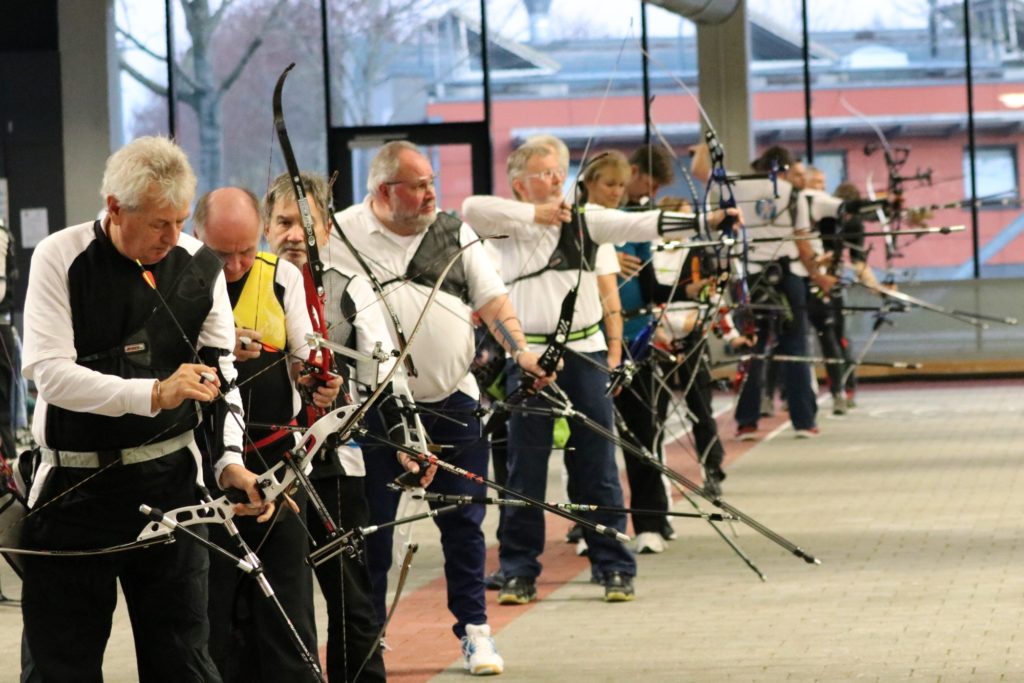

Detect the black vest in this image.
[510,208,597,285]
[380,212,470,304]
[45,223,222,450]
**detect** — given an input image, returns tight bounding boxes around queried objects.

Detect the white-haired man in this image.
[19,136,268,680]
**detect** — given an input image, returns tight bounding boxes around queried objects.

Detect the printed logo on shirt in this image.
[755,198,779,223]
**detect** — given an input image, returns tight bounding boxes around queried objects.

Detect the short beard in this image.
[389,198,434,234]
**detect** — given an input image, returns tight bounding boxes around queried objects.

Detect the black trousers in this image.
[21,449,221,683]
[805,285,856,396]
[674,341,726,475]
[615,360,670,534]
[307,473,386,683]
[207,441,317,682]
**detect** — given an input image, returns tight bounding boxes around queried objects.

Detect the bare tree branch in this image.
[170,60,198,99]
[217,0,289,96]
[118,58,169,97]
[210,0,238,27]
[116,26,167,62]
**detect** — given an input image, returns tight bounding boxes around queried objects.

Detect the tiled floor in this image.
[1,380,1022,682]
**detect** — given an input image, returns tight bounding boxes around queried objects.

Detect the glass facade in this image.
[111,0,1024,279]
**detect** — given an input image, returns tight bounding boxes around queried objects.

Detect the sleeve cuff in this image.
[212,452,246,489]
[136,378,160,417]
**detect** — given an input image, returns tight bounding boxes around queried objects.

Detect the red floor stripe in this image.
[362,393,788,681]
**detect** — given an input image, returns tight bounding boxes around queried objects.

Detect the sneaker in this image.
[603,572,636,602]
[498,576,536,605]
[660,521,677,541]
[831,395,847,416]
[484,569,505,591]
[565,523,584,544]
[461,623,504,675]
[846,391,857,409]
[794,427,820,439]
[635,531,666,554]
[759,395,775,417]
[575,538,589,556]
[736,425,759,441]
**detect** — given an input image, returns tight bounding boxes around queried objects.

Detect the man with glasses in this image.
[330,140,549,675]
[462,140,738,605]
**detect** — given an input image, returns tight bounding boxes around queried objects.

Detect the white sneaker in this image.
[575,538,589,556]
[635,531,666,554]
[461,623,504,675]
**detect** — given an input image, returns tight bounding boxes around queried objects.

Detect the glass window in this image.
[326,1,485,128]
[644,3,701,205]
[794,1,973,282]
[965,146,1018,200]
[485,0,645,197]
[112,0,170,146]
[169,0,326,197]
[966,145,1024,277]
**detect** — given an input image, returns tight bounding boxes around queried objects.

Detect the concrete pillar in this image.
[696,2,752,170]
[58,0,113,221]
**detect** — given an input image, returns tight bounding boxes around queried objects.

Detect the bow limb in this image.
[839,96,900,268]
[273,64,334,396]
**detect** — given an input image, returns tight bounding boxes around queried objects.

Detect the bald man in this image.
[194,187,340,681]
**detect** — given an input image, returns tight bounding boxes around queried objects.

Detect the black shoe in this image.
[660,521,677,541]
[565,523,584,544]
[484,569,505,591]
[704,468,725,497]
[603,572,635,602]
[498,576,537,605]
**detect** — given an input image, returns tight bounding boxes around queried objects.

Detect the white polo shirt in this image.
[329,198,507,403]
[726,178,809,277]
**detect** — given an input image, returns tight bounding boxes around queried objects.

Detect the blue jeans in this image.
[500,351,636,580]
[361,391,488,639]
[736,269,818,430]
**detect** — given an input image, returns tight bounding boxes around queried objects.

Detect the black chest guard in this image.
[381,212,470,305]
[510,209,598,285]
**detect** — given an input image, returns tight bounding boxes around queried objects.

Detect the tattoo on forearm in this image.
[491,316,524,353]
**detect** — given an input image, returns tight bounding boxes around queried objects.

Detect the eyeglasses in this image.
[522,168,566,182]
[384,176,435,193]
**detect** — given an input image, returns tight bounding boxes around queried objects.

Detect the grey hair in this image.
[506,142,557,195]
[367,141,421,196]
[264,171,330,226]
[523,135,569,171]
[192,187,260,237]
[100,136,196,211]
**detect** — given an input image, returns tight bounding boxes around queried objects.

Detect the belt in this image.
[525,323,601,345]
[40,431,194,469]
